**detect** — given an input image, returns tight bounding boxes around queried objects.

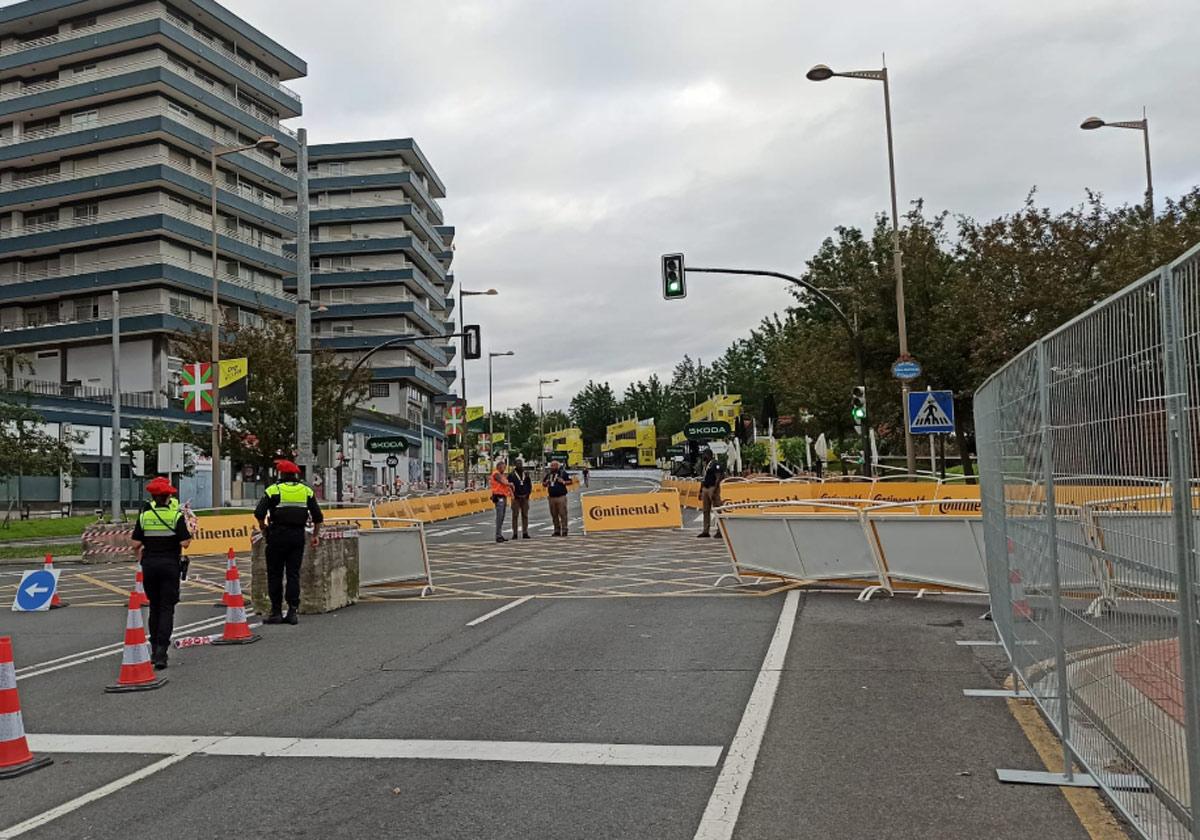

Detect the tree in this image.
[569,381,620,446]
[174,319,371,471]
[0,397,78,522]
[124,420,200,475]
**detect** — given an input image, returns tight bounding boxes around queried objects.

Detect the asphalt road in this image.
[0,474,1109,839]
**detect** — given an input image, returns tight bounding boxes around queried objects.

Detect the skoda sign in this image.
[365,436,410,454]
[685,420,731,441]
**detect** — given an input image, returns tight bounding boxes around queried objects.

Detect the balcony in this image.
[0,300,210,347]
[0,7,303,102]
[1,149,295,221]
[1,375,167,410]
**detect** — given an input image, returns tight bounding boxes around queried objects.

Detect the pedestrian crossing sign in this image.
[907,390,955,435]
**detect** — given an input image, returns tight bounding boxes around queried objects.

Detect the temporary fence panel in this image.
[975,244,1200,840]
[866,512,987,592]
[357,521,432,594]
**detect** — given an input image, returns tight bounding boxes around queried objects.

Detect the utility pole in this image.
[295,128,314,480]
[111,290,121,521]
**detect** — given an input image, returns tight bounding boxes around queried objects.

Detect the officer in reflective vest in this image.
[254,459,323,625]
[131,477,193,669]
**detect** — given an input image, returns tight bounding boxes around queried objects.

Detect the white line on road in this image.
[0,738,220,839]
[15,616,229,681]
[25,734,722,767]
[693,589,800,840]
[430,526,473,537]
[466,595,533,627]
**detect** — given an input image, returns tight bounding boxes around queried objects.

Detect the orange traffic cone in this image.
[214,548,237,608]
[0,636,53,779]
[105,591,167,693]
[131,564,149,608]
[212,550,260,646]
[43,554,67,609]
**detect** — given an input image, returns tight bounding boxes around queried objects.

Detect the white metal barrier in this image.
[864,502,988,593]
[325,516,433,597]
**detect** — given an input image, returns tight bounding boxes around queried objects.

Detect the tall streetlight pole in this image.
[1080,110,1154,218]
[457,287,497,487]
[487,351,515,451]
[295,128,314,479]
[537,378,559,451]
[208,134,280,508]
[807,60,916,475]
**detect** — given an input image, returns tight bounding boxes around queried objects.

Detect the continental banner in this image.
[582,490,683,533]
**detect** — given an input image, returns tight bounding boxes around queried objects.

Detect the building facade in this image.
[295,139,456,488]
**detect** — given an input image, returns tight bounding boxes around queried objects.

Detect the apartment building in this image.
[293,139,456,486]
[0,0,304,405]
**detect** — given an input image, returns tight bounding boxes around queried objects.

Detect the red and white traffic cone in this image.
[105,591,167,693]
[0,636,53,779]
[212,550,260,646]
[131,564,150,609]
[215,548,238,608]
[43,554,67,609]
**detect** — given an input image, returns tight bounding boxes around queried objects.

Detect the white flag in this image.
[814,434,829,461]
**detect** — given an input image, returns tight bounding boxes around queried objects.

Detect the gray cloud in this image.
[233,0,1200,412]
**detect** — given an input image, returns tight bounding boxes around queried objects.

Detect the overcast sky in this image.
[233,0,1199,414]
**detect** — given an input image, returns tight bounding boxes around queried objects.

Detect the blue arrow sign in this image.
[908,390,955,435]
[12,569,59,612]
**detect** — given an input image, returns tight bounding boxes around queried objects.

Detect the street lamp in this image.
[807,60,916,475]
[458,287,498,486]
[1080,109,1154,217]
[537,378,559,448]
[487,351,515,448]
[208,134,279,508]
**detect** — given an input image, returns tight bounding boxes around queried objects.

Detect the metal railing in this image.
[0,6,302,102]
[975,241,1200,840]
[1,375,164,409]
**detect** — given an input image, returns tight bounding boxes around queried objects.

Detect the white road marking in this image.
[430,526,472,537]
[466,595,533,627]
[15,616,229,681]
[25,734,722,767]
[0,737,220,839]
[693,589,800,840]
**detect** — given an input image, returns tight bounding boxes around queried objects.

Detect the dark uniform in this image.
[255,470,323,621]
[131,497,192,668]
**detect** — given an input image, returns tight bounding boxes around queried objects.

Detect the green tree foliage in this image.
[123,420,200,475]
[569,381,620,446]
[0,398,78,519]
[174,319,371,471]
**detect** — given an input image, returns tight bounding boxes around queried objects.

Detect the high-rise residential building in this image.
[294,139,456,486]
[0,0,304,404]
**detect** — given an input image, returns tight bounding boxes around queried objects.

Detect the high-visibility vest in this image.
[139,503,182,533]
[266,481,315,508]
[490,471,510,497]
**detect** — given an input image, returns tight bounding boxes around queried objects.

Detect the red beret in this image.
[145,477,178,495]
[275,459,301,475]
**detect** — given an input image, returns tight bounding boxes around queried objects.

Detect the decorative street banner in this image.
[444,405,463,437]
[219,357,249,407]
[181,359,248,412]
[182,362,213,413]
[466,405,486,432]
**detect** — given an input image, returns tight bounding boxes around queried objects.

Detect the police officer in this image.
[254,460,323,625]
[131,477,193,670]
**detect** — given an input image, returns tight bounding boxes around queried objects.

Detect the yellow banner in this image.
[218,357,248,387]
[582,490,682,533]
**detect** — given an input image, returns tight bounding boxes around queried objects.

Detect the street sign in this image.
[685,420,731,441]
[908,390,955,435]
[892,358,922,381]
[385,454,399,468]
[12,569,59,612]
[666,445,685,457]
[365,436,410,454]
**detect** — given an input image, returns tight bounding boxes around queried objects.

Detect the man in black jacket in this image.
[698,449,725,538]
[508,458,533,539]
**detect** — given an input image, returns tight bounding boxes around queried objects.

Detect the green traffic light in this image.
[851,407,865,421]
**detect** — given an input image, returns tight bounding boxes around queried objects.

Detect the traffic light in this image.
[463,324,481,360]
[850,386,867,431]
[662,253,686,300]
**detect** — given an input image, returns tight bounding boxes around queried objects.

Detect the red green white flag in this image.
[181,362,213,413]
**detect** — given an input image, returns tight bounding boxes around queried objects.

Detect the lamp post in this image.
[537,378,559,452]
[807,60,915,475]
[458,287,497,487]
[487,351,515,451]
[1080,110,1154,218]
[208,134,280,508]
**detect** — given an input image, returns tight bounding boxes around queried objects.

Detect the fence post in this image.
[1158,265,1200,838]
[1036,339,1075,782]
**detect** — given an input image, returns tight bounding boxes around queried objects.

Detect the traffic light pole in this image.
[683,267,871,476]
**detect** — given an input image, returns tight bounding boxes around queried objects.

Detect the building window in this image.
[167,102,192,120]
[310,258,320,270]
[239,310,263,329]
[331,322,354,335]
[331,256,352,271]
[169,294,193,318]
[73,297,98,321]
[68,16,97,30]
[72,202,99,223]
[369,383,389,399]
[69,109,98,128]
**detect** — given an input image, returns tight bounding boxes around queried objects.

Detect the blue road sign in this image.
[908,390,955,435]
[892,359,922,381]
[12,569,59,612]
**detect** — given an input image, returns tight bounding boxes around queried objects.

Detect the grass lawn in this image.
[0,542,81,561]
[0,516,99,542]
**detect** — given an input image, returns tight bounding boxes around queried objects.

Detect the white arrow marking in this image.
[23,583,50,598]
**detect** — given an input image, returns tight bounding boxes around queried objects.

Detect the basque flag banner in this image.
[181,363,213,413]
